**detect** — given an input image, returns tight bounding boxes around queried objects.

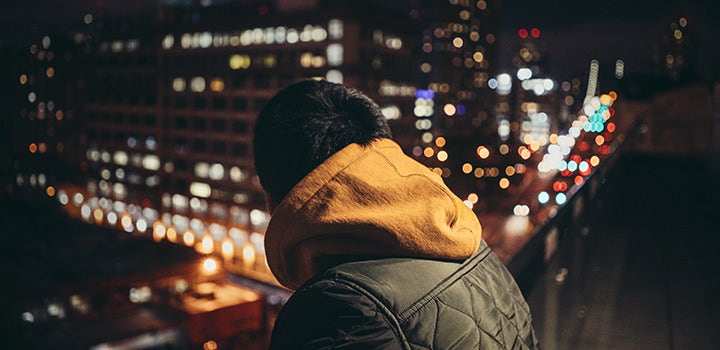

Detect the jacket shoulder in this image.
[326,241,540,349]
[268,276,409,349]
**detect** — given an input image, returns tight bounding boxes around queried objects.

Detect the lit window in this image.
[264,27,275,44]
[130,153,142,167]
[210,204,227,221]
[126,39,139,51]
[250,232,265,255]
[199,32,210,48]
[209,78,224,92]
[311,26,328,42]
[146,136,157,150]
[252,28,264,44]
[250,209,269,227]
[386,37,402,49]
[240,30,252,46]
[300,52,313,67]
[172,77,186,92]
[300,25,313,42]
[113,151,128,165]
[326,44,343,66]
[325,70,343,84]
[129,286,152,303]
[180,33,192,49]
[190,182,212,198]
[328,19,343,39]
[230,206,249,226]
[311,56,325,68]
[230,34,240,46]
[229,54,251,70]
[142,155,161,171]
[230,167,246,182]
[274,26,287,43]
[208,163,224,180]
[381,105,400,120]
[113,182,127,199]
[190,77,206,92]
[111,40,123,52]
[286,28,299,43]
[195,162,209,178]
[264,55,276,68]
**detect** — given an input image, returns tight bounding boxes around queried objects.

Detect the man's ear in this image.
[264,191,277,214]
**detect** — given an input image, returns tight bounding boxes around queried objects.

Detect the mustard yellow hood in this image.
[264,138,482,290]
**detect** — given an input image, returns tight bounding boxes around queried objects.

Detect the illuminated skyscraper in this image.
[653,16,698,83]
[62,0,419,281]
[508,26,559,144]
[9,30,85,201]
[408,0,502,203]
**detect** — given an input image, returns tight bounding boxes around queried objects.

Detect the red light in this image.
[574,176,584,186]
[607,122,616,133]
[561,169,572,177]
[553,181,568,192]
[603,132,612,142]
[518,28,528,39]
[570,155,582,163]
[609,107,615,117]
[600,144,611,154]
[530,28,541,38]
[578,141,589,152]
[259,5,268,15]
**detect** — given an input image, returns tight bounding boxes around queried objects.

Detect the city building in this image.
[59,0,421,284]
[653,16,699,83]
[408,0,507,210]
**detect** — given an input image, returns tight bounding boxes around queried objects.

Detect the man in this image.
[253,79,539,349]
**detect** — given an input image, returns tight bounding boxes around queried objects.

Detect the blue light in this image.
[558,160,568,171]
[567,160,578,172]
[456,104,466,115]
[579,161,589,172]
[538,191,550,204]
[415,89,435,100]
[555,192,567,205]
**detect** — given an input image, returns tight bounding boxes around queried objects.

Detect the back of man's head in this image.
[253,79,392,207]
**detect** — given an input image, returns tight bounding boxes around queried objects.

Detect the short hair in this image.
[253,79,392,205]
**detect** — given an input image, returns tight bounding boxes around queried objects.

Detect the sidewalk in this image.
[526,153,720,349]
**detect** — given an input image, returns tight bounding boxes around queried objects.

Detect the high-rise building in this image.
[54,0,420,283]
[408,0,503,207]
[653,16,698,83]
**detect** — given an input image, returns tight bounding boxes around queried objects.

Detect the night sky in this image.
[498,0,720,81]
[3,0,720,82]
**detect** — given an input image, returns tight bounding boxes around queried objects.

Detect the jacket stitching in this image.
[326,276,413,350]
[398,244,492,322]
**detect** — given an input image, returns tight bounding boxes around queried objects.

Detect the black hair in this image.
[253,79,392,205]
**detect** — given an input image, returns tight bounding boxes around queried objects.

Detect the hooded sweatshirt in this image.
[264,138,482,290]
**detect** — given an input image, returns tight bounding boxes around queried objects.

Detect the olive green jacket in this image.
[268,240,539,349]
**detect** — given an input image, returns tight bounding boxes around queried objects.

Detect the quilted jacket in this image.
[263,139,539,349]
[268,240,540,349]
